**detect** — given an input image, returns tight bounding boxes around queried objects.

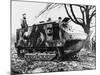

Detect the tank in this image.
[15,20,87,61]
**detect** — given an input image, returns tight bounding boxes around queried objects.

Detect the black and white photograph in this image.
[11,0,96,74]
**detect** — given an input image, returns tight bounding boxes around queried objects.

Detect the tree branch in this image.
[64,4,76,23]
[36,3,53,18]
[89,10,96,21]
[90,13,96,20]
[92,10,96,15]
[70,5,84,25]
[70,5,78,22]
[70,4,85,9]
[90,26,95,28]
[88,6,95,10]
[80,6,85,25]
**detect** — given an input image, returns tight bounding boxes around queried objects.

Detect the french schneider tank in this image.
[15,16,87,61]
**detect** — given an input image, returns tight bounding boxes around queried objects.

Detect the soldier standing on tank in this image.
[21,13,28,32]
[20,13,28,47]
[58,17,62,40]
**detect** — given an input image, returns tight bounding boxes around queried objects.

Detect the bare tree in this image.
[36,3,96,34]
[64,4,96,34]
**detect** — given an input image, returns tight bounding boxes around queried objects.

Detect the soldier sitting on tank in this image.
[62,17,70,28]
[28,25,41,47]
[58,17,71,42]
[47,18,52,22]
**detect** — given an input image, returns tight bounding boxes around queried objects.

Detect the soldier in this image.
[58,17,62,23]
[47,17,52,22]
[62,17,70,28]
[21,13,28,31]
[58,17,62,40]
[28,25,41,47]
[21,13,28,44]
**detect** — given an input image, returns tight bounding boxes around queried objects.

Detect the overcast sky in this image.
[11,1,95,36]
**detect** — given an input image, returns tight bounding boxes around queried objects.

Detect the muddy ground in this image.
[11,46,96,74]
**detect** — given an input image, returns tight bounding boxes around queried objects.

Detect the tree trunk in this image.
[83,6,90,34]
[82,24,90,34]
[84,26,89,34]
